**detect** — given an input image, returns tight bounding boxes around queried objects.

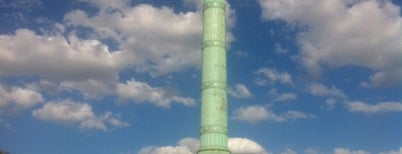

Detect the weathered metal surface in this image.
[198,0,230,154]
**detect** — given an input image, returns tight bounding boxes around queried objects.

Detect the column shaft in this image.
[198,0,230,154]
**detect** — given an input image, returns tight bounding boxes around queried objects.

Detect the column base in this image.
[197,146,230,154]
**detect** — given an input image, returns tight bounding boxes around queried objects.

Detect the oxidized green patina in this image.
[198,0,230,154]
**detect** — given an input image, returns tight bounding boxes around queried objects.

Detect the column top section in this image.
[204,0,226,3]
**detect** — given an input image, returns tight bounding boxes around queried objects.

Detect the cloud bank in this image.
[259,0,402,87]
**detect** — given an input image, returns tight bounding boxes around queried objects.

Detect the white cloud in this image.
[32,99,129,131]
[347,101,402,113]
[178,138,199,154]
[117,79,196,108]
[325,98,337,110]
[229,138,267,154]
[76,0,129,10]
[64,1,235,76]
[60,78,117,98]
[235,50,249,57]
[139,138,196,154]
[233,105,270,123]
[183,0,203,10]
[281,148,297,154]
[139,146,191,154]
[0,84,43,115]
[307,83,347,99]
[304,148,319,154]
[233,105,315,123]
[255,68,294,86]
[0,28,123,98]
[361,69,402,88]
[33,100,93,123]
[258,0,402,86]
[273,93,298,102]
[380,147,402,154]
[139,137,266,154]
[228,84,253,98]
[0,29,119,81]
[0,118,12,130]
[1,1,227,102]
[0,27,196,104]
[26,80,61,96]
[0,0,42,11]
[283,110,316,120]
[334,148,369,154]
[274,43,288,55]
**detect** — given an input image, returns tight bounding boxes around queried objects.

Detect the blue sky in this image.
[0,0,401,154]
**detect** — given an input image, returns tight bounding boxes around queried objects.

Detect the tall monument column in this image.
[198,0,230,154]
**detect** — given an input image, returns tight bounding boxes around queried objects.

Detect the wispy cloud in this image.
[0,84,43,115]
[259,0,402,86]
[233,105,315,123]
[346,101,402,114]
[254,67,294,86]
[228,84,253,99]
[334,148,369,154]
[139,137,266,154]
[307,83,347,99]
[117,79,195,108]
[380,147,402,154]
[273,93,298,102]
[32,99,129,131]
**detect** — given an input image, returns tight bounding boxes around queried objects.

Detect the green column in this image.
[198,0,230,154]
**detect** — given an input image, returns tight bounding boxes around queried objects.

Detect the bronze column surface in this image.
[198,0,230,154]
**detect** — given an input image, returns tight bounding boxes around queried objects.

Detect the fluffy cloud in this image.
[139,138,194,154]
[307,83,348,110]
[0,0,42,11]
[273,93,298,102]
[139,137,266,154]
[233,105,270,123]
[0,1,207,103]
[380,147,402,154]
[0,25,124,98]
[64,0,235,76]
[228,84,253,98]
[0,19,197,106]
[274,43,288,55]
[228,138,267,154]
[259,0,402,87]
[0,29,119,81]
[233,105,315,123]
[32,99,129,131]
[361,70,402,88]
[307,83,347,99]
[0,84,43,115]
[334,148,369,154]
[117,79,195,108]
[75,0,129,10]
[255,68,294,86]
[281,148,297,154]
[347,101,402,113]
[304,148,319,154]
[325,98,338,110]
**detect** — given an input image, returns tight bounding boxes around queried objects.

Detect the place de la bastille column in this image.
[197,0,230,154]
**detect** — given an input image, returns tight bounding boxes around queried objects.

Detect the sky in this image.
[0,0,401,154]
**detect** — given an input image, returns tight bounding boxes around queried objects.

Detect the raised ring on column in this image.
[202,81,226,90]
[200,125,228,135]
[204,1,225,10]
[203,40,226,49]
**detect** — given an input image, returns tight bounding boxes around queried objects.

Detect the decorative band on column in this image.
[200,125,228,135]
[204,1,225,10]
[203,40,226,49]
[202,81,226,90]
[197,147,230,154]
